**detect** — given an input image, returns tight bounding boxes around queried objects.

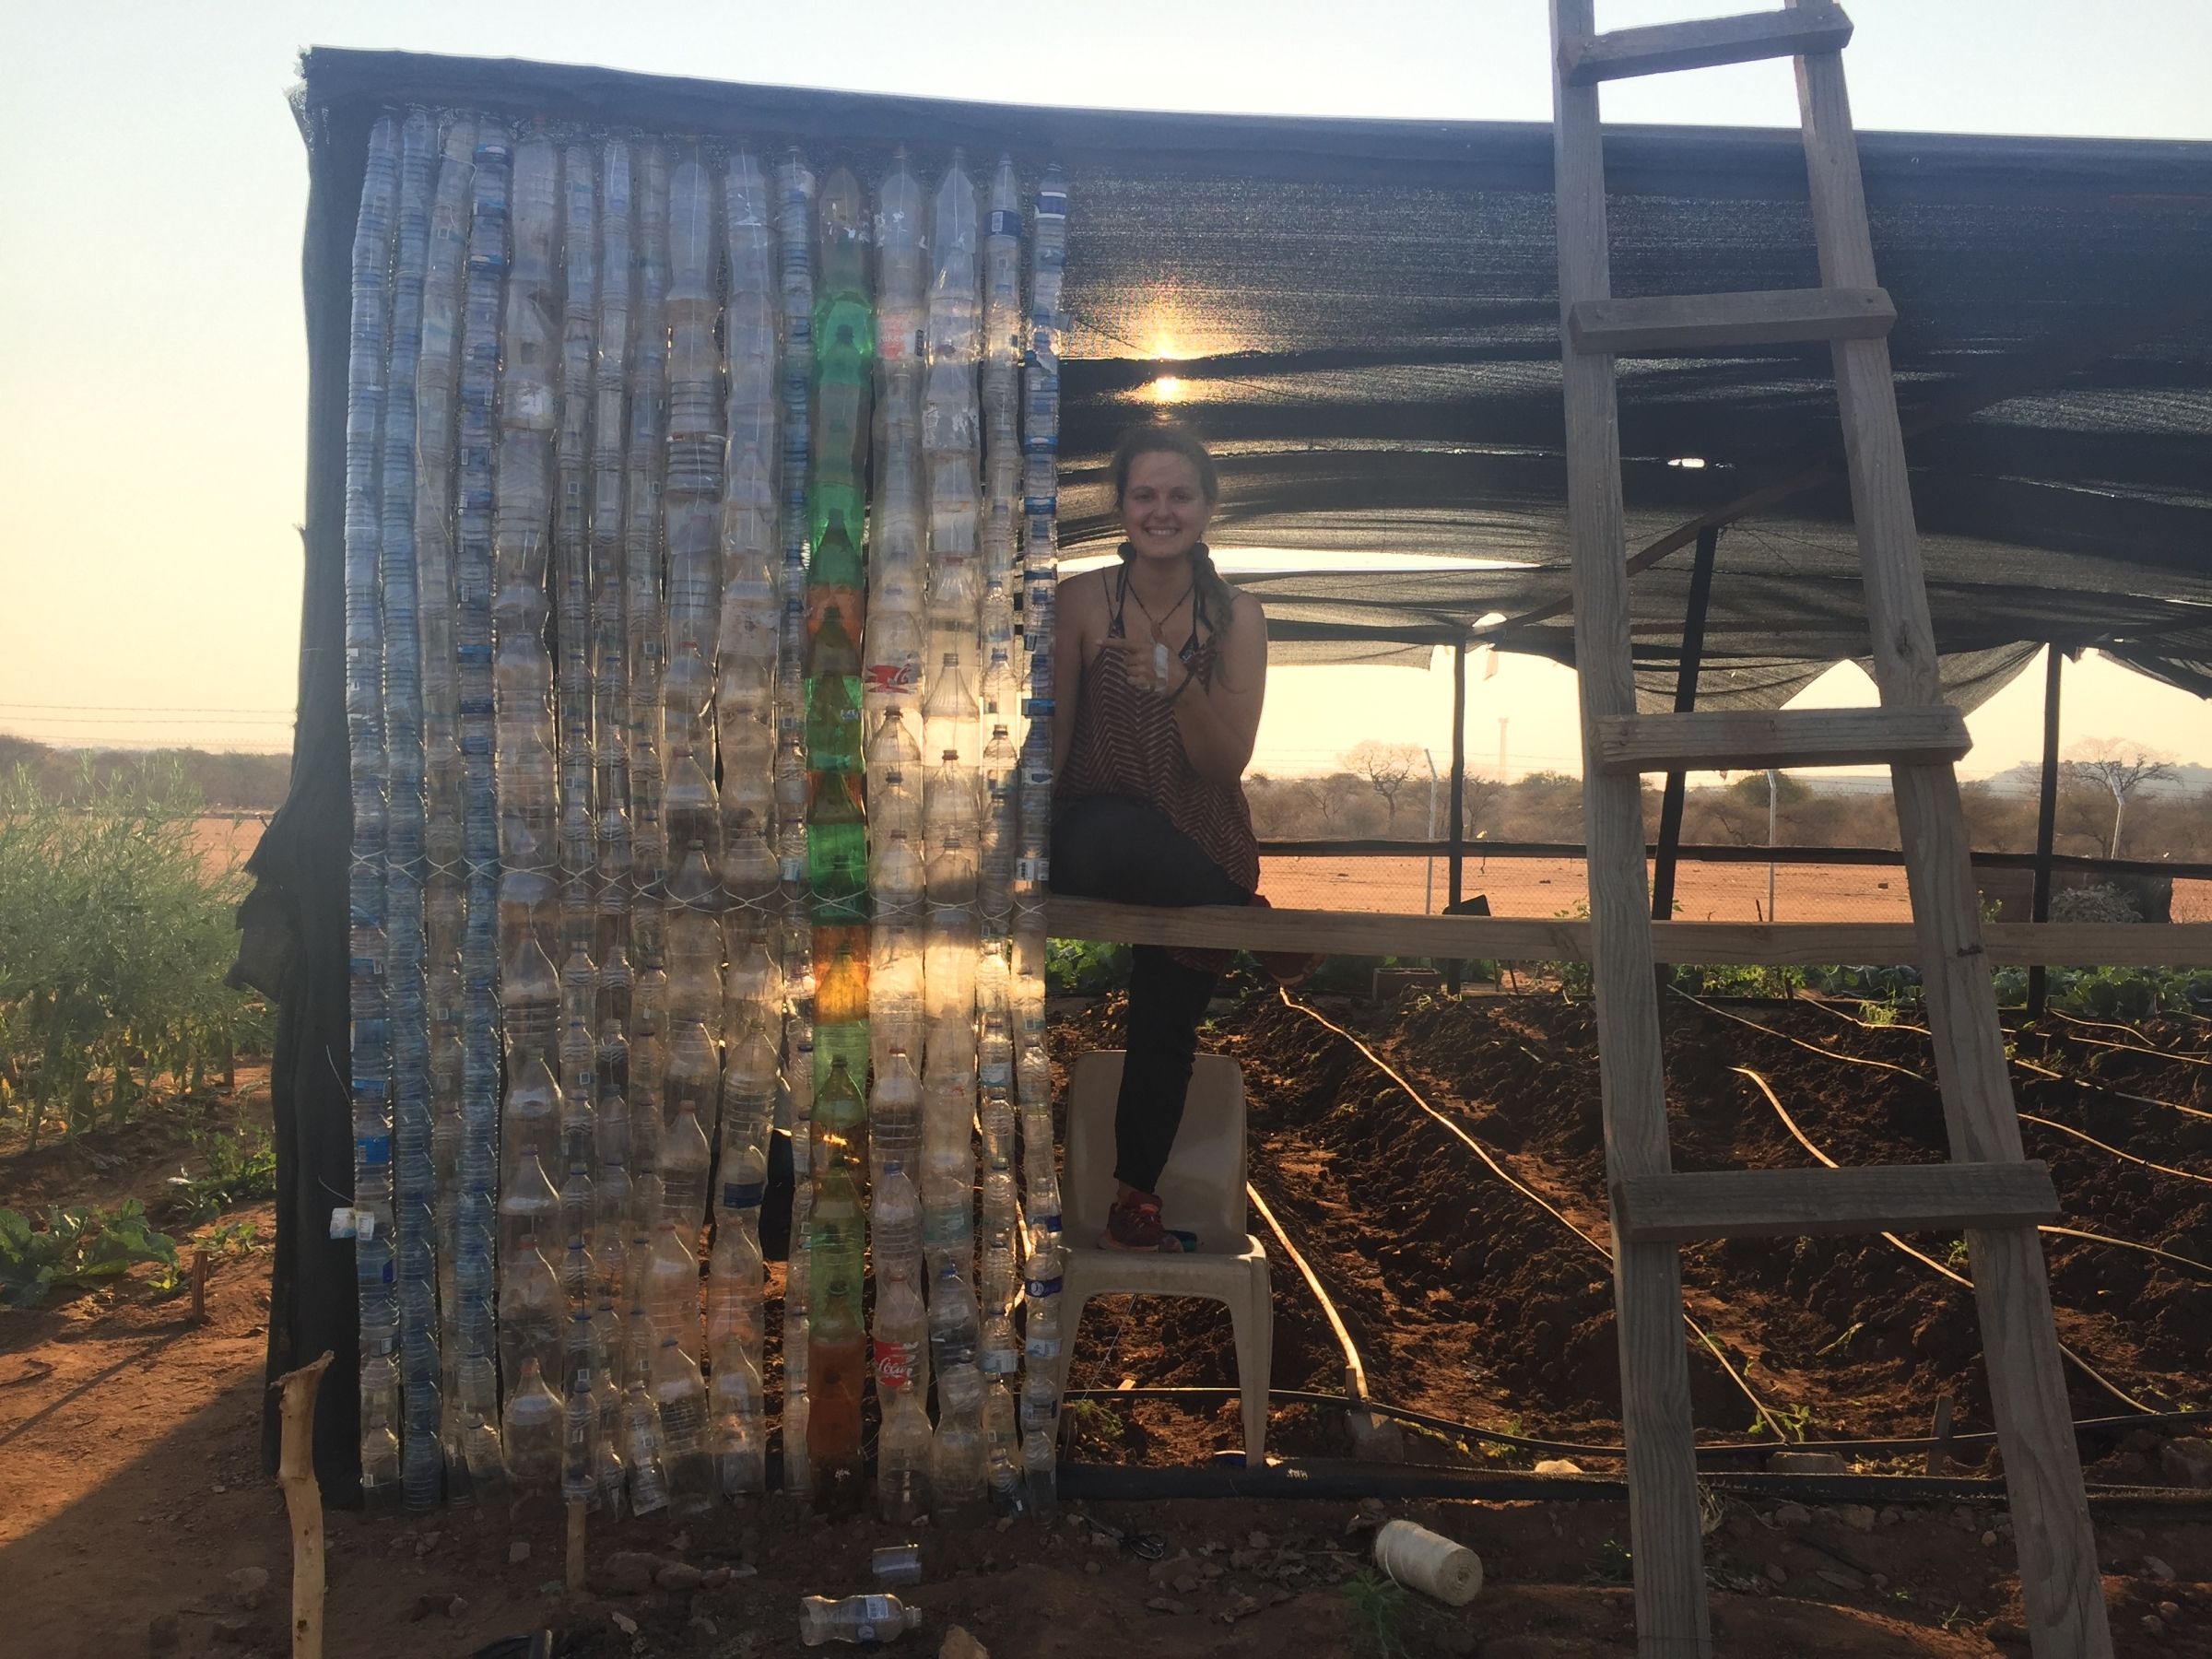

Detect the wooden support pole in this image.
[190,1247,210,1325]
[2027,646,2065,1019]
[272,1351,335,1659]
[566,1497,587,1594]
[1926,1395,1957,1477]
[1651,527,1719,927]
[1553,3,1711,1648]
[1793,13,2111,1651]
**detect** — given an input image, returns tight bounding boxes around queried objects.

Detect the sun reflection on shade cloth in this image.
[1147,375,1185,405]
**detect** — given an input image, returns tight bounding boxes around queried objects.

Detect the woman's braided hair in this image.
[1111,422,1236,627]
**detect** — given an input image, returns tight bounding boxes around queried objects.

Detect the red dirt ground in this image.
[2,1004,2208,1656]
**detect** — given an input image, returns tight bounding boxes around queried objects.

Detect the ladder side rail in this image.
[1789,15,2114,1656]
[1551,6,1712,1653]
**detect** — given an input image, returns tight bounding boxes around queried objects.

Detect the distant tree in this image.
[2061,738,2176,859]
[1342,741,1425,832]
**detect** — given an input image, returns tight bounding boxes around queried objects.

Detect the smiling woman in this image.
[1047,423,1316,1250]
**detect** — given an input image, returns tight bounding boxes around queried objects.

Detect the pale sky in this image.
[2,1,2206,776]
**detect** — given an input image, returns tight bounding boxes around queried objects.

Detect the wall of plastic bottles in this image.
[342,109,1068,1525]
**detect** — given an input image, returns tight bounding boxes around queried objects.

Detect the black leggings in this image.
[1050,795,1251,1194]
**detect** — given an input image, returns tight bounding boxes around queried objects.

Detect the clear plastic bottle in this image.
[868,1051,924,1182]
[709,1338,767,1498]
[659,1051,715,1228]
[978,725,1019,924]
[1020,1367,1060,1518]
[497,1231,563,1397]
[983,1371,1024,1516]
[922,653,979,778]
[798,1594,924,1647]
[929,1361,988,1523]
[359,1350,403,1510]
[621,1315,672,1514]
[642,1215,700,1362]
[876,1387,932,1525]
[500,1353,563,1490]
[927,1253,982,1378]
[872,1223,928,1394]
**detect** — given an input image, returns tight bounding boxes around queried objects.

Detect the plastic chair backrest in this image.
[1065,1051,1248,1252]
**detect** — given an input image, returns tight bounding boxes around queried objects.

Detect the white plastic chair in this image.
[1053,1050,1273,1464]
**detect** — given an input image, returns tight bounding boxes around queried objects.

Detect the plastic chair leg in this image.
[1229,1268,1272,1465]
[1051,1288,1097,1419]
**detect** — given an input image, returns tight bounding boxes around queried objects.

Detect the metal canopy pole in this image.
[1650,526,1721,924]
[1447,634,1468,992]
[2027,645,2065,1018]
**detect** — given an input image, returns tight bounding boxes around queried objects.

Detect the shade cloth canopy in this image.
[300,48,2212,702]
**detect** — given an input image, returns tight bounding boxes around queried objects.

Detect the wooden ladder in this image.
[1547,5,2112,1654]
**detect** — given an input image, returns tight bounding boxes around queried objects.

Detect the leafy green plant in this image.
[1,1199,179,1307]
[1746,1401,1816,1441]
[1044,937,1131,995]
[1062,1397,1125,1441]
[0,760,269,1151]
[1591,1537,1635,1583]
[1342,1568,1411,1657]
[166,1120,277,1224]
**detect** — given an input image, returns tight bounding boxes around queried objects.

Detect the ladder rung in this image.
[1567,286,1895,355]
[1559,2,1854,86]
[1591,706,1969,776]
[1613,1162,2060,1244]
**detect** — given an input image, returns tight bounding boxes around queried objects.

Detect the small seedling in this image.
[1342,1568,1410,1657]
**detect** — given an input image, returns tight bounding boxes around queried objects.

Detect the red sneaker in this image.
[1100,1190,1171,1252]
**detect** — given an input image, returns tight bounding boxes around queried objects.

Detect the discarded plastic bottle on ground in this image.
[876,1387,932,1525]
[798,1593,924,1647]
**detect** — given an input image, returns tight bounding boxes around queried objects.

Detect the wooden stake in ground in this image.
[272,1351,335,1659]
[190,1248,210,1324]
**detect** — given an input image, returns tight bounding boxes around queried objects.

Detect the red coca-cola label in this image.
[863,663,917,696]
[874,1340,912,1392]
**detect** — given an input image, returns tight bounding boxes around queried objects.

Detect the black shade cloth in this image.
[265,49,2212,1493]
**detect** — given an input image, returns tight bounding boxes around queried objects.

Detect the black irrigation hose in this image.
[1059,1456,2212,1512]
[1731,1065,2161,1415]
[1787,992,2212,1124]
[1274,990,1794,1441]
[1063,1385,2212,1465]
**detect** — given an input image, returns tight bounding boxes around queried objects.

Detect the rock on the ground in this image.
[1838,1505,1877,1533]
[1815,1568,1865,1593]
[211,1617,254,1645]
[1146,1597,1195,1616]
[225,1566,270,1612]
[446,1596,467,1619]
[655,1562,704,1592]
[940,1628,991,1659]
[700,1565,733,1589]
[609,1610,640,1636]
[508,1539,531,1564]
[1534,1458,1583,1477]
[2143,1555,2177,1582]
[1771,1503,1812,1527]
[2160,1436,2212,1487]
[592,1550,665,1596]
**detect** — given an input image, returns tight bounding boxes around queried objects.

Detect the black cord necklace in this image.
[1126,577,1194,638]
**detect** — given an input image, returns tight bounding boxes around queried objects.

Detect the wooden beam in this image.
[1612,1161,2060,1244]
[1044,897,2212,968]
[1569,286,1892,355]
[1560,2,1853,86]
[1592,705,1968,775]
